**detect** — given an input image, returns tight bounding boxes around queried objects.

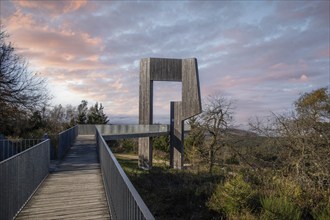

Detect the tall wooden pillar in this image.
[138,59,153,169]
[170,102,184,169]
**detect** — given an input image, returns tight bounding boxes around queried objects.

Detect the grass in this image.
[115,154,224,220]
[111,133,330,220]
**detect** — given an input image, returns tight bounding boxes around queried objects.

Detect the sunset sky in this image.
[1,0,329,127]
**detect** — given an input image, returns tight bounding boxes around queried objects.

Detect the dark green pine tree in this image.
[76,100,88,124]
[87,102,109,124]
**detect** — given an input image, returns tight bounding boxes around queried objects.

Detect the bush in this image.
[261,195,301,220]
[207,174,257,217]
[259,176,302,220]
[312,202,330,220]
[107,139,137,153]
[152,136,169,152]
[225,154,240,165]
[121,139,137,153]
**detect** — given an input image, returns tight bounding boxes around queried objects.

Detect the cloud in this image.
[14,0,88,16]
[300,74,308,81]
[0,0,328,127]
[4,9,108,75]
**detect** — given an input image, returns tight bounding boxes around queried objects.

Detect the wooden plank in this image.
[15,136,111,219]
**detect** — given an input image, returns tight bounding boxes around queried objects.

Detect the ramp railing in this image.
[0,140,50,220]
[96,128,155,220]
[0,139,44,162]
[58,126,78,159]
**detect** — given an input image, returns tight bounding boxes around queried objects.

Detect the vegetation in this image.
[76,100,109,125]
[0,28,50,136]
[116,87,329,219]
[207,174,258,218]
[108,138,138,154]
[2,26,329,219]
[199,94,235,173]
[116,157,224,220]
[0,29,109,139]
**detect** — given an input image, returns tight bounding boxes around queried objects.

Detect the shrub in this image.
[312,202,330,220]
[261,195,302,220]
[108,139,137,153]
[207,174,257,217]
[121,139,137,153]
[260,176,303,220]
[271,177,302,199]
[152,136,169,152]
[225,154,240,165]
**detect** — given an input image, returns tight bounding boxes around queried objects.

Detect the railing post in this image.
[44,133,54,160]
[0,135,4,161]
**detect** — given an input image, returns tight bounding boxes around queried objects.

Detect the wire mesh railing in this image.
[96,128,155,220]
[0,139,44,162]
[0,139,50,220]
[58,126,78,159]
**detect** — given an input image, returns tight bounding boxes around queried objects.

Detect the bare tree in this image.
[184,116,206,167]
[0,28,50,135]
[249,87,330,189]
[200,94,235,173]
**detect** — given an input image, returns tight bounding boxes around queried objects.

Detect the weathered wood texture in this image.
[149,58,182,81]
[182,58,202,119]
[139,57,202,169]
[170,102,184,169]
[139,58,153,125]
[138,137,153,169]
[139,58,153,169]
[16,136,110,220]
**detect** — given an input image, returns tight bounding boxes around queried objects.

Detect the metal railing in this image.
[77,124,98,135]
[46,134,58,160]
[0,140,50,220]
[96,128,155,220]
[77,124,169,137]
[58,126,78,159]
[98,124,168,134]
[0,139,44,162]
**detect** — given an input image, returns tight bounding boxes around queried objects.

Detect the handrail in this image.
[96,128,155,220]
[0,140,50,220]
[0,139,44,162]
[58,125,78,159]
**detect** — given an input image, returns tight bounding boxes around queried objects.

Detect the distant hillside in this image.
[226,128,258,137]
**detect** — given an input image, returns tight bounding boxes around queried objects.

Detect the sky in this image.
[1,0,329,127]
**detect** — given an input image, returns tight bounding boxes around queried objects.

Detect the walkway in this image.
[16,136,110,220]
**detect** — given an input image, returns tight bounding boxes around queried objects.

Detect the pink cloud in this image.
[4,10,106,72]
[318,48,330,58]
[5,10,36,30]
[300,74,308,81]
[15,0,87,15]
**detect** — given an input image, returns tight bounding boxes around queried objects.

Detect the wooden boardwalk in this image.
[16,136,111,220]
